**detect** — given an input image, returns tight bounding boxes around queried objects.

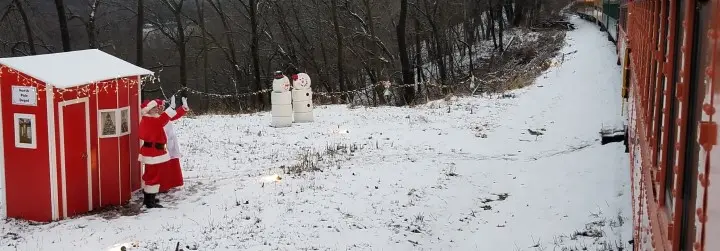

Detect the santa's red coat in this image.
[138,107,187,164]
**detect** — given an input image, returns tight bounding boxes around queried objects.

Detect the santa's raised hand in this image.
[170,95,177,108]
[181,97,189,110]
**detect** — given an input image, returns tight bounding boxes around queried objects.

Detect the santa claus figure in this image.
[138,95,188,208]
[159,97,188,193]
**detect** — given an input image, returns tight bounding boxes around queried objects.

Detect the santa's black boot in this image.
[143,192,164,208]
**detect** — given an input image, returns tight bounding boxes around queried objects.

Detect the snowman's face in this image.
[298,74,310,87]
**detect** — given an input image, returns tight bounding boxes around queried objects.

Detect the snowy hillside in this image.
[0,15,630,251]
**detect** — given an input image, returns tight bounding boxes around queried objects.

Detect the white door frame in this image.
[57,97,92,218]
[0,75,5,219]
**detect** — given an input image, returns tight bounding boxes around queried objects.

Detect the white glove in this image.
[181,97,188,109]
[170,95,176,108]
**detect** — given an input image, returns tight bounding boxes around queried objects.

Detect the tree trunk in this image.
[208,0,243,90]
[86,0,100,48]
[487,8,497,49]
[53,0,71,51]
[136,0,144,66]
[397,0,414,105]
[13,0,35,55]
[249,0,264,109]
[504,1,514,26]
[195,0,209,111]
[331,0,347,103]
[513,0,525,27]
[172,1,188,96]
[427,20,447,92]
[497,4,504,52]
[414,17,424,87]
[479,15,487,40]
[363,0,385,105]
[136,0,144,99]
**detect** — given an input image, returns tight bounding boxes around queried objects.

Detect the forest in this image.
[0,0,571,113]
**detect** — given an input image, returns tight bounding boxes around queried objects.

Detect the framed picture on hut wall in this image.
[118,107,130,136]
[98,106,131,138]
[99,109,118,138]
[13,113,37,149]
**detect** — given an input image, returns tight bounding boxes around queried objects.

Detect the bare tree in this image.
[0,0,567,112]
[12,0,35,55]
[54,0,71,51]
[397,0,414,104]
[136,0,144,66]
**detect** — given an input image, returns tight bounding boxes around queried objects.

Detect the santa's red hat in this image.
[141,99,164,114]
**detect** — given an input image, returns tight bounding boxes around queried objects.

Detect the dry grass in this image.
[281,142,363,176]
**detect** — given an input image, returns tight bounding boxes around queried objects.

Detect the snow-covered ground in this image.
[0,16,631,250]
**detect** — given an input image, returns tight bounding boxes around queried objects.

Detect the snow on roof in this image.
[0,49,154,89]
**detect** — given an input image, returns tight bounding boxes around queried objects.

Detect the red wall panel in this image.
[0,66,52,222]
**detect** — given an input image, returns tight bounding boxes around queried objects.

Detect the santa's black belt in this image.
[142,142,166,150]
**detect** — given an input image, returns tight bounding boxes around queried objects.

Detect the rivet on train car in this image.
[676,83,685,98]
[702,142,712,151]
[702,104,715,115]
[699,173,708,187]
[706,66,714,78]
[694,242,701,251]
[696,208,705,223]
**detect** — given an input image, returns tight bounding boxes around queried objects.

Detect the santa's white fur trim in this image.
[144,184,160,193]
[164,107,177,118]
[141,100,158,114]
[138,153,171,165]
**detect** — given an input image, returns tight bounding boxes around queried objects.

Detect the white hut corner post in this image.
[0,73,5,219]
[46,85,60,220]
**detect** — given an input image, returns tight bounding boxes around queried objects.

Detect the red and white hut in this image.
[0,49,153,222]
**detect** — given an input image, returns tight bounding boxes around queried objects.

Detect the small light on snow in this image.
[261,174,282,183]
[331,127,350,134]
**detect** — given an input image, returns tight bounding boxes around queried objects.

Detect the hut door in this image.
[58,98,92,218]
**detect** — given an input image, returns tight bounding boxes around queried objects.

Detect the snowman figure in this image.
[270,71,293,127]
[291,72,314,123]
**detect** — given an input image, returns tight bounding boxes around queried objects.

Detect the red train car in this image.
[619,0,719,250]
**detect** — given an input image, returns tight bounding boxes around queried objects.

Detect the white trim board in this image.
[116,82,121,202]
[57,97,92,218]
[0,78,6,218]
[95,90,102,205]
[46,86,59,221]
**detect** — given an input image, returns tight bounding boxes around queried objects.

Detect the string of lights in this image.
[2,64,505,102]
[166,77,469,100]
